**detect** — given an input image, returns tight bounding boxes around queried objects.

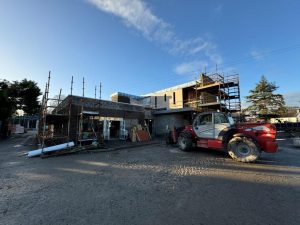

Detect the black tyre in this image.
[228,136,261,162]
[178,132,193,151]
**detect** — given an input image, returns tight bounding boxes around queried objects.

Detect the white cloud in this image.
[250,50,264,60]
[174,60,208,75]
[88,0,174,42]
[88,0,222,74]
[171,38,212,55]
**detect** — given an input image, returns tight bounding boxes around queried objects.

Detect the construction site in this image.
[35,73,149,156]
[31,70,242,157]
[141,72,241,135]
[2,2,300,225]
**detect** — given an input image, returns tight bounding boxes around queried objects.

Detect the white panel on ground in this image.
[27,142,75,157]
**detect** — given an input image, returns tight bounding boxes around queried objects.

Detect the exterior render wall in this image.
[148,89,184,110]
[153,114,189,136]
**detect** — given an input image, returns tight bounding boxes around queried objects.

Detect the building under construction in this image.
[38,74,147,148]
[112,72,241,135]
[38,71,241,145]
[186,73,241,112]
[137,72,241,113]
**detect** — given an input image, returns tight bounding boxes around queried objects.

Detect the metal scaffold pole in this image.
[54,88,62,114]
[78,77,85,147]
[99,82,102,100]
[42,71,51,150]
[67,76,73,142]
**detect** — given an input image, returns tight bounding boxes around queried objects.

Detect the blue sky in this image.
[0,0,299,106]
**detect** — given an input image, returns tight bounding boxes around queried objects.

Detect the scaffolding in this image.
[223,74,241,113]
[38,72,103,148]
[185,72,241,113]
[38,71,67,148]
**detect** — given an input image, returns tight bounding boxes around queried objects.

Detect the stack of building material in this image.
[12,124,25,134]
[136,130,150,142]
[130,128,137,142]
[130,124,151,142]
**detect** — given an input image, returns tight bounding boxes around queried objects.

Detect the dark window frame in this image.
[173,92,176,104]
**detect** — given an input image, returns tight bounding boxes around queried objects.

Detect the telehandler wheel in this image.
[228,136,261,163]
[178,132,193,151]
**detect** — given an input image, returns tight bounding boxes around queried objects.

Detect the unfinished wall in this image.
[58,96,145,120]
[201,92,217,104]
[149,95,167,109]
[46,95,146,143]
[153,114,189,136]
[144,108,153,120]
[124,119,139,130]
[182,87,197,107]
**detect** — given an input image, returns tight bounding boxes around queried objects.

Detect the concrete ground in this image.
[0,132,300,225]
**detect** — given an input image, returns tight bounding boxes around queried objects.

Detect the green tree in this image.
[0,79,41,119]
[245,76,286,117]
[0,80,15,121]
[9,79,42,115]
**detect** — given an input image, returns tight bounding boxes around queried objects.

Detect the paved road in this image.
[1,133,300,225]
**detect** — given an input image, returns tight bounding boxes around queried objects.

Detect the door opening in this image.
[110,121,120,139]
[145,119,153,134]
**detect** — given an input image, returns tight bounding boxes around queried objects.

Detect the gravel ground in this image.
[1,133,300,225]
